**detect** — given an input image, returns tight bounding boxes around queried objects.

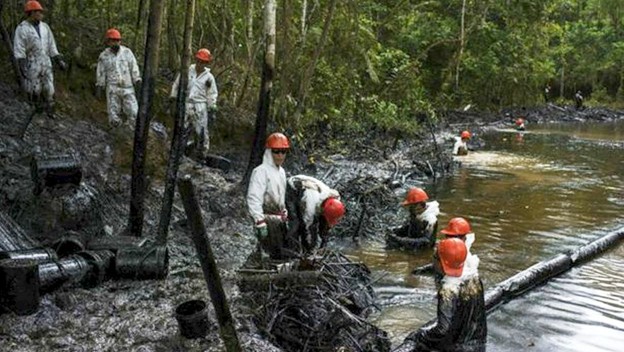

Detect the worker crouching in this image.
[386,187,439,251]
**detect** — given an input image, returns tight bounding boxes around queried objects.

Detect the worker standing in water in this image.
[395,237,487,351]
[515,117,526,131]
[452,130,471,155]
[386,187,439,251]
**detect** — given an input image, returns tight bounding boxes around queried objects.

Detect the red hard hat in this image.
[437,238,467,277]
[461,130,471,139]
[515,118,524,126]
[106,28,122,40]
[322,198,345,227]
[440,217,471,236]
[401,187,429,206]
[265,132,290,149]
[24,0,43,13]
[195,48,213,63]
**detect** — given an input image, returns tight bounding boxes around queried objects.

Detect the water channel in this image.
[349,120,624,351]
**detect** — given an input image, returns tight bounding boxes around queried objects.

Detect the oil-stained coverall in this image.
[170,64,218,154]
[386,201,440,250]
[13,19,60,110]
[247,149,290,259]
[286,175,340,252]
[96,45,141,127]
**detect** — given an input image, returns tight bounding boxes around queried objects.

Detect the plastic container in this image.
[0,248,58,264]
[0,258,40,315]
[115,246,169,280]
[76,250,115,288]
[175,299,209,339]
[38,255,90,293]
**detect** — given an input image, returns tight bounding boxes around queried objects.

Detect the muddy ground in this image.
[1,79,622,352]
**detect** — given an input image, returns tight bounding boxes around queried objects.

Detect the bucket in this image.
[38,255,90,293]
[0,259,40,315]
[0,248,58,264]
[115,246,169,280]
[51,233,85,258]
[175,299,209,339]
[31,154,82,195]
[76,250,115,288]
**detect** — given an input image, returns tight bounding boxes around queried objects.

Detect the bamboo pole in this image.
[177,175,241,352]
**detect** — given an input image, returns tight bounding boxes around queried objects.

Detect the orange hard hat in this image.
[195,48,213,63]
[515,118,524,126]
[437,238,467,277]
[460,130,471,139]
[24,0,43,13]
[106,28,122,40]
[322,198,345,227]
[401,187,429,206]
[440,217,471,236]
[265,132,290,149]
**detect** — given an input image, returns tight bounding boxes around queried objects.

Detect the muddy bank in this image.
[2,75,624,352]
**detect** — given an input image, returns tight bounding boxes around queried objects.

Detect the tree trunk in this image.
[455,0,467,93]
[242,0,277,187]
[235,0,255,108]
[0,0,21,87]
[157,0,195,245]
[133,0,146,54]
[128,0,167,237]
[293,0,337,122]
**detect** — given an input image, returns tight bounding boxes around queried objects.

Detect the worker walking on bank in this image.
[14,0,67,118]
[452,130,471,155]
[247,133,290,260]
[395,237,487,351]
[386,187,439,251]
[170,48,218,158]
[286,175,345,253]
[574,90,584,110]
[95,28,141,128]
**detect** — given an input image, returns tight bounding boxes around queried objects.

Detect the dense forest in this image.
[2,0,624,144]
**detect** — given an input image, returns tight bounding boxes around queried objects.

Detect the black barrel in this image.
[0,248,58,264]
[31,154,82,195]
[175,299,210,339]
[76,250,115,288]
[87,236,147,253]
[0,259,40,315]
[38,255,90,293]
[51,233,85,258]
[115,246,169,280]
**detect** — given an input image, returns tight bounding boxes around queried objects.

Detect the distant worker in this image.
[386,187,439,251]
[452,130,471,156]
[247,133,290,260]
[286,175,345,253]
[395,237,487,351]
[515,117,525,131]
[574,90,584,110]
[170,48,218,158]
[544,84,551,103]
[14,0,67,117]
[96,28,141,128]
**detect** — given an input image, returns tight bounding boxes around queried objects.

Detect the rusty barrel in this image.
[38,255,90,293]
[50,232,86,258]
[0,259,40,315]
[31,154,82,195]
[115,246,169,280]
[76,250,115,288]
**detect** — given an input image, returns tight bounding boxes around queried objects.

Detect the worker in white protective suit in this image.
[285,175,345,253]
[247,133,290,260]
[386,187,439,251]
[170,48,218,158]
[452,130,471,156]
[96,28,141,128]
[14,0,67,117]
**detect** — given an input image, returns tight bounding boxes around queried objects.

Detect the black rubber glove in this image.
[53,55,68,71]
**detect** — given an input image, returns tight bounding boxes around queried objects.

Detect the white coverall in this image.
[170,64,218,152]
[452,137,468,155]
[247,149,287,224]
[96,46,141,126]
[286,174,340,246]
[13,20,59,103]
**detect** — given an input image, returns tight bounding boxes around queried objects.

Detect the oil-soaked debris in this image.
[239,251,391,352]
